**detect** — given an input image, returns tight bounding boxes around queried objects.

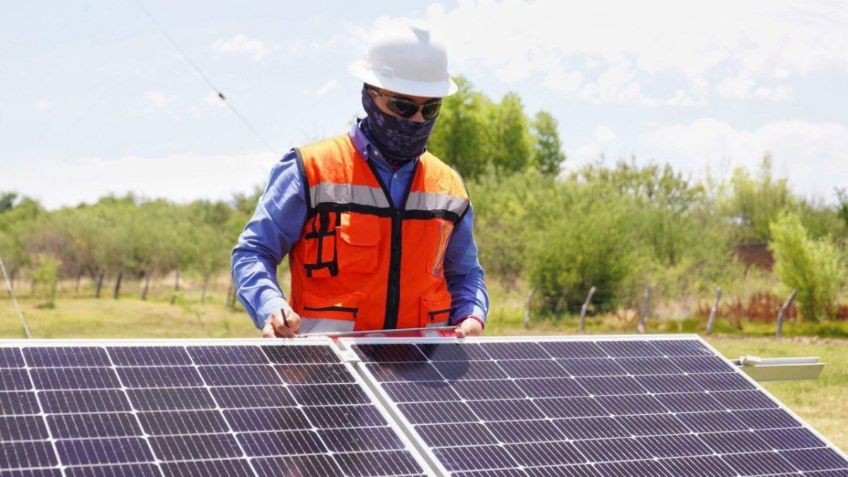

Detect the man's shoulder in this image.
[422,151,466,184]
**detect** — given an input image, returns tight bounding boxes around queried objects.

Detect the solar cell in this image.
[0,340,431,476]
[346,336,848,476]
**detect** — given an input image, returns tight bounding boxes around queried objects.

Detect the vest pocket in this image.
[337,212,380,273]
[420,294,452,327]
[425,219,454,278]
[300,290,365,321]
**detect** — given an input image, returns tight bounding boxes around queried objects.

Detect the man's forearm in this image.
[231,249,289,328]
[446,266,489,325]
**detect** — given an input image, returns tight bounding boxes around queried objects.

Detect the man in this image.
[232,20,488,338]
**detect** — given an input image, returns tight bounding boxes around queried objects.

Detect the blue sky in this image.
[2,0,847,208]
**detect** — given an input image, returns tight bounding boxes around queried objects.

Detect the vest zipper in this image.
[364,157,419,331]
[384,208,403,329]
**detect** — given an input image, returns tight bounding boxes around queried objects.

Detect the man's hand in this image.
[262,309,302,338]
[454,317,483,338]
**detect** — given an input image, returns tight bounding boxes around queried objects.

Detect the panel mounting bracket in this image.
[733,355,824,382]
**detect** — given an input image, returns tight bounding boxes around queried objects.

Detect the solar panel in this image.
[0,339,430,477]
[344,336,848,477]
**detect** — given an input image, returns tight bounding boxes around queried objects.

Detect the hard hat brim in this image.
[348,60,458,98]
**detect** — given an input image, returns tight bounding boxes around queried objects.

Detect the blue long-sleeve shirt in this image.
[232,121,489,329]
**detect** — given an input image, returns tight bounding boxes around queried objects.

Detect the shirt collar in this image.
[348,119,372,161]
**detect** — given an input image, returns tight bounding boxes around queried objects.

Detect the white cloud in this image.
[665,89,708,108]
[303,80,340,99]
[140,91,174,113]
[214,34,267,61]
[716,73,792,101]
[594,125,617,143]
[716,73,756,99]
[4,151,278,209]
[579,65,654,106]
[33,99,52,110]
[643,118,848,201]
[315,80,338,98]
[418,0,848,106]
[754,84,792,101]
[570,145,603,164]
[542,67,583,95]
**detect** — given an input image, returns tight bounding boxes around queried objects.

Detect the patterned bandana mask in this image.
[361,85,436,168]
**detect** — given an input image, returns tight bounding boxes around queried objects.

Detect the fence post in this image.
[170,269,180,305]
[776,289,797,338]
[524,287,536,329]
[95,271,104,298]
[113,269,123,300]
[579,286,597,332]
[141,270,151,301]
[706,286,722,335]
[637,286,651,334]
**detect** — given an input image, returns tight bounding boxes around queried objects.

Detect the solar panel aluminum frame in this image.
[0,338,441,477]
[337,334,848,477]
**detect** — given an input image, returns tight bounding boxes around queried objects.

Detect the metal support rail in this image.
[732,356,824,381]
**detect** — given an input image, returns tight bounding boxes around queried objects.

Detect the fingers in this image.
[261,320,276,338]
[263,309,299,338]
[455,317,483,338]
[286,311,302,334]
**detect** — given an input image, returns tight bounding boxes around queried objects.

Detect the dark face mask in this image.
[360,86,436,167]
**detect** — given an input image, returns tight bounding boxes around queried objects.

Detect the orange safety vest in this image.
[288,134,469,333]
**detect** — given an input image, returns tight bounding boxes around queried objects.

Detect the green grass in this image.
[0,295,256,339]
[1,294,846,451]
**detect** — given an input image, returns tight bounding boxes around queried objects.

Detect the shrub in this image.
[525,183,637,313]
[769,211,846,321]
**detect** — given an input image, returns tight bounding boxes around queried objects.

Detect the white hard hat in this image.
[348,19,458,98]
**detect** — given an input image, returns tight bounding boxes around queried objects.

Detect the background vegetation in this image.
[2,76,847,333]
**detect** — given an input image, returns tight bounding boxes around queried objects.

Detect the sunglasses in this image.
[367,88,442,120]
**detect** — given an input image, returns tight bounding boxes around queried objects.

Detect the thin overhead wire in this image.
[0,256,32,339]
[130,0,278,152]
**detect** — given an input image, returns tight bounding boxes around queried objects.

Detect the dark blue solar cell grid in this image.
[108,346,192,366]
[0,348,24,368]
[187,345,269,365]
[23,347,110,367]
[351,337,848,477]
[0,369,31,391]
[0,343,426,477]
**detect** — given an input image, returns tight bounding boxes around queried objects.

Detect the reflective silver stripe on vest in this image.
[404,191,469,216]
[297,317,355,334]
[309,183,390,208]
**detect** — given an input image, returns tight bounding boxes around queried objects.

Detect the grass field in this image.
[1,294,846,452]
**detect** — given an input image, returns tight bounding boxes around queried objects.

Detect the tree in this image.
[0,195,44,282]
[769,211,845,322]
[722,154,794,243]
[525,181,638,313]
[427,77,493,180]
[186,200,235,303]
[490,93,533,173]
[531,111,565,176]
[32,254,61,308]
[837,188,848,230]
[0,193,17,213]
